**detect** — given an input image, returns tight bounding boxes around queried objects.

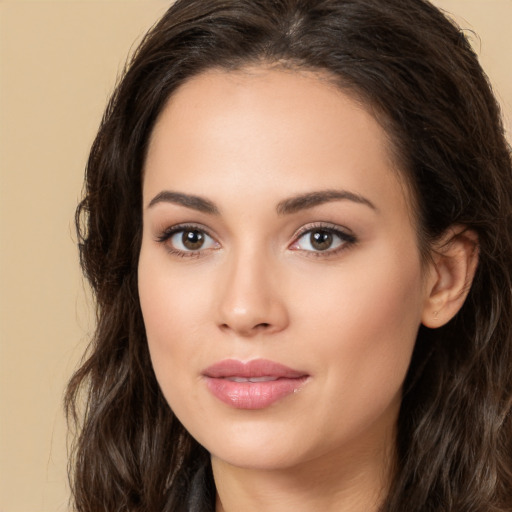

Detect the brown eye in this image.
[290,225,355,254]
[182,230,205,250]
[161,226,219,255]
[310,230,333,251]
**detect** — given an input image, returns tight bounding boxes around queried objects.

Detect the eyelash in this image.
[156,223,218,258]
[290,222,357,258]
[155,222,357,258]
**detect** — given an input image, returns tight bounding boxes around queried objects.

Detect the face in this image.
[138,67,431,473]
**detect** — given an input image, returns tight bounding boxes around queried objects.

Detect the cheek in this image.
[139,244,210,335]
[137,249,210,385]
[299,247,423,328]
[296,246,424,416]
[138,261,211,427]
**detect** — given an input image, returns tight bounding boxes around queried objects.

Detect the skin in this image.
[138,67,476,512]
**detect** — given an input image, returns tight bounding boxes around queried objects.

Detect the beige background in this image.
[0,1,510,511]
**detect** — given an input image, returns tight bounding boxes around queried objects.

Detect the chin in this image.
[194,419,323,472]
[209,444,308,472]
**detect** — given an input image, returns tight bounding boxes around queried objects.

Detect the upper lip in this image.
[202,358,307,379]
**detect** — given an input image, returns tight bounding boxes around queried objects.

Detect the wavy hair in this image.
[66,0,512,510]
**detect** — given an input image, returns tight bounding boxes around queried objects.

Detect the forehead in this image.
[147,66,393,157]
[143,66,412,222]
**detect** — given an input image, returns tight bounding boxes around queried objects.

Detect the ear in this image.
[422,226,479,328]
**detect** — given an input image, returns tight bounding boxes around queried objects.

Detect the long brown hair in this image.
[66,1,512,510]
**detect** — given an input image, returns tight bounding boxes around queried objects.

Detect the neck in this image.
[211,430,395,512]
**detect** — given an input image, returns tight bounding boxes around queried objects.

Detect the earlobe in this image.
[422,227,479,328]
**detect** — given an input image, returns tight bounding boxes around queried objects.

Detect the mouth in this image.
[224,376,280,382]
[202,359,309,409]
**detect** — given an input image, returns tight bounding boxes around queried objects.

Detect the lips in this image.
[202,359,309,409]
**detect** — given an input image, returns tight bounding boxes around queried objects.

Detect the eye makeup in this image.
[155,220,357,260]
[155,223,220,258]
[289,222,357,258]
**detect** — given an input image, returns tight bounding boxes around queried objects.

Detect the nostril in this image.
[219,321,271,333]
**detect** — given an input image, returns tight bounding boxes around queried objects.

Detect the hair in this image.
[66,0,512,510]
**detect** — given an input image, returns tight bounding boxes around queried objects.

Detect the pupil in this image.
[311,231,333,251]
[182,230,204,250]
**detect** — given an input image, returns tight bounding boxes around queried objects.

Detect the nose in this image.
[216,251,289,337]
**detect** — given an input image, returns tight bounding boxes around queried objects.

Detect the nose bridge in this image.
[217,244,288,336]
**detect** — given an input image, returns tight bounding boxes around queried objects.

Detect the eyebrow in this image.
[147,191,219,214]
[147,188,376,216]
[276,189,376,215]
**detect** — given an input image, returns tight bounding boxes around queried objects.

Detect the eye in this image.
[157,225,219,256]
[290,225,356,254]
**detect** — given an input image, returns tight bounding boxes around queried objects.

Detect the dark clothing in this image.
[186,461,216,512]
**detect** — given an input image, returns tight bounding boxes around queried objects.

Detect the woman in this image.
[66,0,512,511]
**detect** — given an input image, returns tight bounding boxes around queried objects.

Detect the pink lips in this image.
[202,359,309,409]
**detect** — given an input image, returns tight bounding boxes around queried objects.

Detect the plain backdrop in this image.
[0,1,510,511]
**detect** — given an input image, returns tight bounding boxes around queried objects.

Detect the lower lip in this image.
[205,377,308,409]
